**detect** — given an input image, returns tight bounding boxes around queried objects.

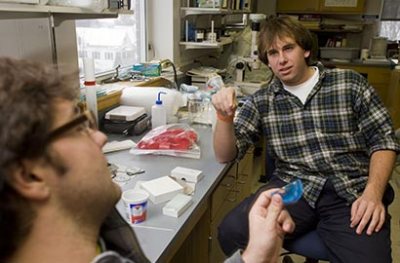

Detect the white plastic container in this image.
[86,85,98,122]
[83,58,98,123]
[121,190,149,224]
[151,91,167,128]
[120,87,184,123]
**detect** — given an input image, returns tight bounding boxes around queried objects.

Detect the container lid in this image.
[155,91,166,105]
[105,106,146,121]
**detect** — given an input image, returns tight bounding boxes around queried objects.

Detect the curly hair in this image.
[258,15,316,66]
[0,57,79,261]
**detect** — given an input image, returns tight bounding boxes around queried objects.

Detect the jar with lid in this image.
[195,29,205,42]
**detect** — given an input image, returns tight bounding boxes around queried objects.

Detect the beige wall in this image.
[0,17,53,63]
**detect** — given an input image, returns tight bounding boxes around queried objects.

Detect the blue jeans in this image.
[218,177,394,263]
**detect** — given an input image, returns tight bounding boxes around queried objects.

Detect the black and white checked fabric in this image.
[233,62,400,208]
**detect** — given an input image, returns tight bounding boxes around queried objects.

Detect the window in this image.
[92,51,101,60]
[379,0,400,41]
[105,52,114,60]
[379,21,400,41]
[75,0,146,76]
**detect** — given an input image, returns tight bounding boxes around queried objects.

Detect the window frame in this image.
[75,0,148,79]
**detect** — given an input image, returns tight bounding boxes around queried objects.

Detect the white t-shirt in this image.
[283,66,319,104]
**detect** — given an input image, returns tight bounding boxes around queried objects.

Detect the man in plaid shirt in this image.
[212,16,400,262]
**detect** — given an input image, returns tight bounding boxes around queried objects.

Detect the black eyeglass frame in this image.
[46,110,97,143]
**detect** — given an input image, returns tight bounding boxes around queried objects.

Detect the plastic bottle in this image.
[206,73,225,91]
[83,58,98,123]
[151,91,167,128]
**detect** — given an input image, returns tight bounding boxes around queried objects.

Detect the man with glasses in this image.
[0,57,295,263]
[0,57,148,263]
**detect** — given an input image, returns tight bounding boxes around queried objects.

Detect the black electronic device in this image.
[103,113,150,135]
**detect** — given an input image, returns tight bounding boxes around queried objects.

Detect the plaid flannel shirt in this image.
[234,62,400,208]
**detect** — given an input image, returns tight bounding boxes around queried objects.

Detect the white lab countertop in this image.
[105,124,231,262]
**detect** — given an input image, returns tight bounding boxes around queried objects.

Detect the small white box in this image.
[170,166,203,183]
[140,176,184,204]
[162,193,193,218]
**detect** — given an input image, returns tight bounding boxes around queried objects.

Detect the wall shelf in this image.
[181,7,250,17]
[180,37,233,49]
[181,7,228,17]
[0,3,120,19]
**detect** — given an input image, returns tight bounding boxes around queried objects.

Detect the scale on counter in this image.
[105,106,145,121]
[103,105,150,135]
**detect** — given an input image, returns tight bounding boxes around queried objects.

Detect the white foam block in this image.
[105,106,146,121]
[103,140,136,153]
[162,193,193,218]
[170,166,203,183]
[140,176,184,204]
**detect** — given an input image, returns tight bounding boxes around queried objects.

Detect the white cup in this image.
[122,190,149,224]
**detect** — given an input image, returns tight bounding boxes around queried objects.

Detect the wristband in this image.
[217,112,234,123]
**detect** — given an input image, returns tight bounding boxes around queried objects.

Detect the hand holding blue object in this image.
[274,179,303,205]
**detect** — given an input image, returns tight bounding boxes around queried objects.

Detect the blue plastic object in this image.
[276,179,303,205]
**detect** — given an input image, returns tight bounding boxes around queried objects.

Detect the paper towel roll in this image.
[120,87,184,123]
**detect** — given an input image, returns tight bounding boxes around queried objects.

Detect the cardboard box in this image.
[140,176,184,204]
[170,166,203,183]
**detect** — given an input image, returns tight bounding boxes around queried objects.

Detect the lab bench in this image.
[106,124,254,262]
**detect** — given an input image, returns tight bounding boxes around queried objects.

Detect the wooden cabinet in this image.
[388,69,400,129]
[277,0,320,13]
[236,148,254,202]
[319,0,365,14]
[209,163,239,262]
[170,148,254,263]
[209,148,254,262]
[277,0,365,14]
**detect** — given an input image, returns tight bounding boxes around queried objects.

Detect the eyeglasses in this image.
[46,110,97,143]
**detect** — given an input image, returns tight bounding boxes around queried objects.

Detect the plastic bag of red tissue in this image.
[129,124,200,159]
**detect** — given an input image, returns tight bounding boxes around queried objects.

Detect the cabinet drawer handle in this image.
[226,197,236,202]
[221,182,232,187]
[225,192,237,202]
